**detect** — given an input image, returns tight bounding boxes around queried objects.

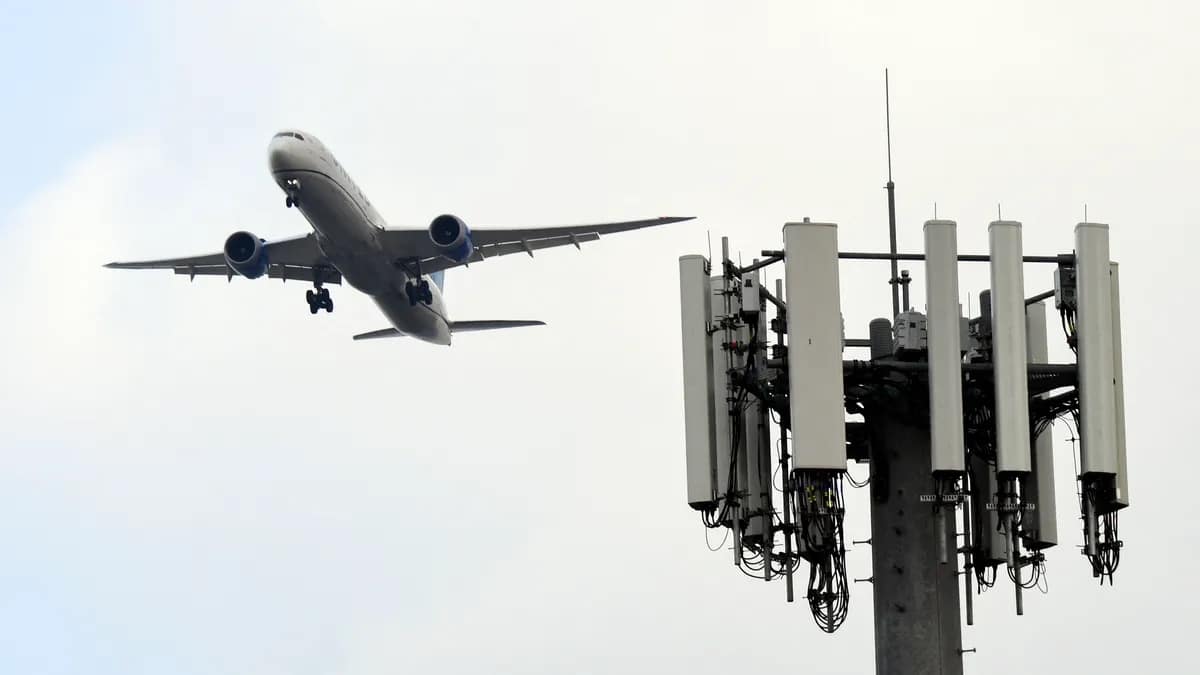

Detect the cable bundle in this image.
[792,471,850,633]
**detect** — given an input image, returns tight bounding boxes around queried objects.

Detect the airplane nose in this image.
[268,138,295,173]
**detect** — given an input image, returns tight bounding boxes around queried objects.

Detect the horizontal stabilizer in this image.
[352,327,403,341]
[450,320,545,333]
[352,320,545,341]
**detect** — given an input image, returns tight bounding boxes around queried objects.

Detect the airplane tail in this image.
[352,319,544,341]
[430,270,445,290]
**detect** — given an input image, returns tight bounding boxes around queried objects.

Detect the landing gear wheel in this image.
[405,280,433,306]
[284,178,301,208]
[306,287,333,314]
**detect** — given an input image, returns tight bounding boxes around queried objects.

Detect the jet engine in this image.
[428,214,474,263]
[223,231,270,279]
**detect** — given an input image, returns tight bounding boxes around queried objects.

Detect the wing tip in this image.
[659,216,697,224]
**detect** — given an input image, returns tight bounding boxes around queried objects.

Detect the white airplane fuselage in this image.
[267,130,452,345]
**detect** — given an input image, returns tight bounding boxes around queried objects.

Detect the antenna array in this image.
[673,73,1129,674]
[677,217,1128,667]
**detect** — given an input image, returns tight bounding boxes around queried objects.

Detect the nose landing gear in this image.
[283,178,301,208]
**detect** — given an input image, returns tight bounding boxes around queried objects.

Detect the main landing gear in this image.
[305,267,335,314]
[284,178,301,208]
[394,256,433,306]
[405,279,433,306]
[306,287,333,314]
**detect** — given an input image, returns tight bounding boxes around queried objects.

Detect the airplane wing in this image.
[379,216,694,274]
[103,233,342,284]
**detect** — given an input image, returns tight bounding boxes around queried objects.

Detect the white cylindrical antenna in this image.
[679,255,718,509]
[709,275,733,505]
[924,220,965,474]
[1076,223,1118,477]
[989,221,1031,475]
[1110,261,1129,509]
[1024,300,1058,549]
[784,221,846,471]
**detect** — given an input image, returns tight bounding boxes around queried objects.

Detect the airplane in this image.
[105,129,693,345]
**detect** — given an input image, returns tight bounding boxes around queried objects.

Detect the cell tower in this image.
[675,77,1128,674]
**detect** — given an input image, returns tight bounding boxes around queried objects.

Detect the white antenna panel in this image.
[784,221,847,471]
[989,221,1031,475]
[1075,223,1118,477]
[679,255,717,508]
[744,397,770,540]
[924,220,965,474]
[1025,301,1058,548]
[1110,261,1129,508]
[710,275,734,497]
[970,455,1008,565]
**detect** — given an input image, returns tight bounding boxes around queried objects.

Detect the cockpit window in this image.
[272,131,305,141]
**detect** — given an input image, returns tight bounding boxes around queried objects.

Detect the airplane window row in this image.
[273,131,306,141]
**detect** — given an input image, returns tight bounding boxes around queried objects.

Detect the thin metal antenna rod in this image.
[886,69,894,184]
[885,68,900,319]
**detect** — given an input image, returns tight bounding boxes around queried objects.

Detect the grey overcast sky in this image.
[2,1,1195,673]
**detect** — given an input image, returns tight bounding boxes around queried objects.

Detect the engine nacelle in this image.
[428,214,474,263]
[223,231,269,279]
